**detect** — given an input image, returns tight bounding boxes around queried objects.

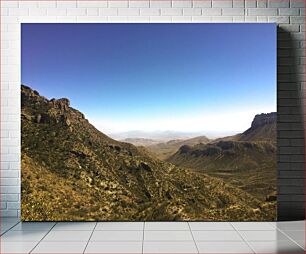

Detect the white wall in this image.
[1,0,305,218]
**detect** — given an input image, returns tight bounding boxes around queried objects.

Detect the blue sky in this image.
[22,23,276,136]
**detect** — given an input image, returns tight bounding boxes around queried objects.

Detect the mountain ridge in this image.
[212,112,276,143]
[238,112,276,142]
[167,113,277,201]
[146,136,211,160]
[21,84,276,221]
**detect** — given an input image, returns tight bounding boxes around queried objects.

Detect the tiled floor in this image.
[0,218,304,253]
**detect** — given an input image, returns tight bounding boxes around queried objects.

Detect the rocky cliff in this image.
[167,113,277,202]
[251,112,277,129]
[238,112,276,142]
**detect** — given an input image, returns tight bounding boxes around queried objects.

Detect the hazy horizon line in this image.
[106,129,243,140]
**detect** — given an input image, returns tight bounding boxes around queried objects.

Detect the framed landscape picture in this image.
[21,23,277,221]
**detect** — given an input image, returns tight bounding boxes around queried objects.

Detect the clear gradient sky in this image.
[21,23,276,136]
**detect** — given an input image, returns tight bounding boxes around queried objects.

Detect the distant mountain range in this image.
[109,130,205,142]
[167,112,277,201]
[121,138,162,147]
[146,136,211,160]
[133,113,276,163]
[21,84,276,221]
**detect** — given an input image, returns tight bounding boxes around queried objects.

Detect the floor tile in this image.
[96,222,143,231]
[231,222,276,231]
[1,221,20,228]
[1,230,47,242]
[11,222,55,231]
[273,221,305,231]
[52,222,96,231]
[249,240,305,253]
[0,220,304,254]
[1,224,17,234]
[282,230,305,249]
[189,222,234,231]
[0,222,21,234]
[193,230,243,241]
[282,230,305,241]
[197,241,253,253]
[0,218,20,224]
[239,230,291,241]
[0,241,37,253]
[296,240,305,250]
[32,241,87,253]
[143,241,198,253]
[42,230,92,242]
[1,229,8,235]
[85,241,143,253]
[145,222,190,230]
[90,230,143,241]
[144,230,193,241]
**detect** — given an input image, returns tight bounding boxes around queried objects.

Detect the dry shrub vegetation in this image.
[21,85,276,221]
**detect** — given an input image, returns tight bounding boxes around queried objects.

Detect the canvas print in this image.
[21,24,277,221]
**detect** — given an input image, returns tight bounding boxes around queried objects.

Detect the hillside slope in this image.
[238,113,276,142]
[21,85,275,221]
[167,113,277,201]
[213,113,277,143]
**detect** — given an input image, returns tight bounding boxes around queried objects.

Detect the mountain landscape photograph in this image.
[21,23,277,221]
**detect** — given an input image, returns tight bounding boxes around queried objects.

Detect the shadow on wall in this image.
[277,27,305,221]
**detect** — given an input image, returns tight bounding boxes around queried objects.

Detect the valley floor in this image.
[1,218,304,253]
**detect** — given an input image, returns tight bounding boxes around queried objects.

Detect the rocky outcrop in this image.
[250,112,277,129]
[238,112,276,142]
[21,84,85,127]
[49,98,70,111]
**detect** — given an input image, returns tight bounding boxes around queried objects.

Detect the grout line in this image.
[140,229,192,231]
[187,222,200,254]
[0,220,20,236]
[29,222,57,254]
[141,222,145,254]
[268,221,277,229]
[276,227,305,251]
[83,222,97,254]
[229,222,236,231]
[229,222,256,254]
[90,229,147,231]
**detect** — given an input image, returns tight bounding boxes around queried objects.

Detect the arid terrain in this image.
[21,85,276,221]
[166,113,277,201]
